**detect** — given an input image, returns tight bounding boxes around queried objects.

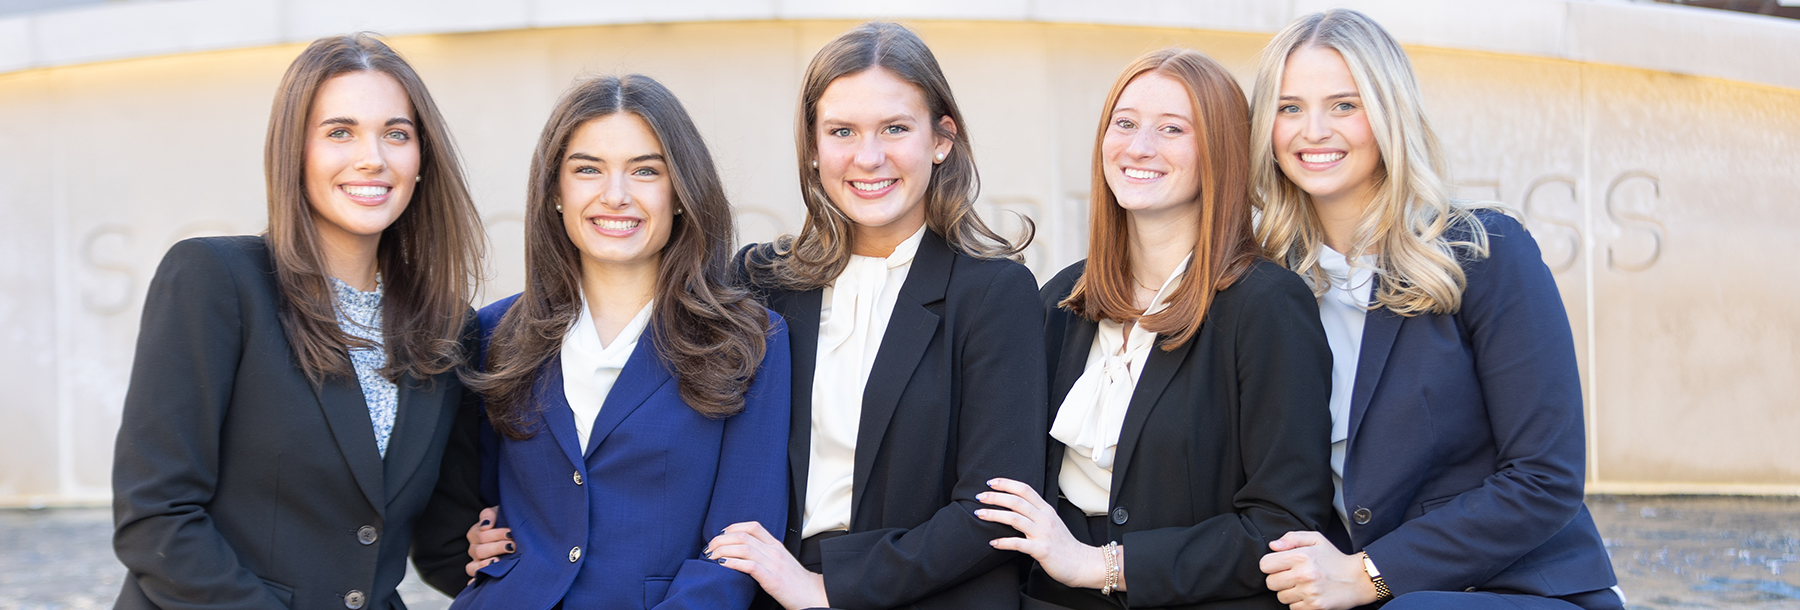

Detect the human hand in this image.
[464,506,514,581]
[705,521,829,610]
[1259,531,1377,610]
[974,478,1119,592]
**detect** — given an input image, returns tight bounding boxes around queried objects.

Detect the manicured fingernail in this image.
[505,543,514,552]
[973,509,984,517]
[504,532,512,539]
[481,519,491,527]
[715,557,727,564]
[987,479,998,486]
[989,539,998,547]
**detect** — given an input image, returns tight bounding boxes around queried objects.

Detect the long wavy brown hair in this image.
[1060,49,1260,350]
[470,74,771,439]
[749,21,1031,289]
[264,33,485,384]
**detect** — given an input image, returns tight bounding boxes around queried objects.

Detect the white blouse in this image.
[560,297,655,454]
[801,225,927,538]
[1316,245,1375,529]
[1050,253,1191,517]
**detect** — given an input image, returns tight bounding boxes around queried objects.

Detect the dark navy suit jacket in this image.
[447,294,792,610]
[1339,212,1616,599]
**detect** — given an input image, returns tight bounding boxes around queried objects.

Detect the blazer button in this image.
[1466,587,1478,592]
[343,589,366,609]
[1352,507,1372,525]
[356,525,378,545]
[569,546,582,562]
[573,471,584,485]
[1110,506,1129,525]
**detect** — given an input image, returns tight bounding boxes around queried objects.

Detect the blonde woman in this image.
[1249,10,1621,610]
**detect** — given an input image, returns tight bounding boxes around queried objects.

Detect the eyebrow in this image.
[566,152,666,164]
[319,117,415,127]
[1278,92,1361,102]
[1111,107,1192,122]
[819,113,916,125]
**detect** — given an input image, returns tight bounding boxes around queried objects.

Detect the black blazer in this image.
[112,236,475,610]
[735,229,1048,610]
[1031,259,1335,610]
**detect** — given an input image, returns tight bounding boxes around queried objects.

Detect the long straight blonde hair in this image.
[1250,9,1493,315]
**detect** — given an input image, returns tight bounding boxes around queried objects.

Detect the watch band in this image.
[1362,552,1393,601]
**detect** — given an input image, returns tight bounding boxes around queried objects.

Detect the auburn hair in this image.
[264,33,485,384]
[1060,48,1260,349]
[467,74,771,439]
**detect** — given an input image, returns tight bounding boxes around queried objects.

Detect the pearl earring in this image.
[555,203,562,213]
[811,159,819,169]
[415,174,422,183]
[934,152,946,163]
[675,207,684,216]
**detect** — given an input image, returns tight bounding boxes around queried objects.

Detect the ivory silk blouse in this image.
[1315,244,1375,530]
[801,225,927,538]
[559,297,655,453]
[1049,253,1191,517]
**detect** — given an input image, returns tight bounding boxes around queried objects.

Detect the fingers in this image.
[985,478,1050,511]
[464,557,499,578]
[1260,548,1304,574]
[975,490,1038,516]
[719,521,783,546]
[472,527,512,545]
[973,506,1035,533]
[988,536,1046,559]
[465,506,501,546]
[1271,530,1326,552]
[470,539,515,563]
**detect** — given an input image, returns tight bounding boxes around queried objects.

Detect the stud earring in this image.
[415,174,422,183]
[555,203,563,213]
[811,159,819,169]
[675,207,684,216]
[934,152,946,163]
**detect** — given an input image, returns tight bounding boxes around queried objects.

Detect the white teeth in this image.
[341,185,390,198]
[1300,152,1346,163]
[1123,168,1163,180]
[590,218,641,231]
[850,179,896,192]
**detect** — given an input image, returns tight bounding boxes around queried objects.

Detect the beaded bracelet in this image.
[1100,541,1121,595]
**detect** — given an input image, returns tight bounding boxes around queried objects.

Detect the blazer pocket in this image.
[644,576,673,608]
[259,577,295,607]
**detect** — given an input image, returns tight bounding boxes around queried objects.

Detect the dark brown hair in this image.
[752,21,1032,289]
[264,32,485,383]
[470,74,771,439]
[1061,48,1260,350]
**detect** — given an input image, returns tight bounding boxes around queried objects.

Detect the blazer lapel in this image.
[851,231,951,518]
[1108,335,1196,503]
[535,359,588,472]
[772,287,823,551]
[1345,306,1403,447]
[312,376,385,516]
[380,374,447,505]
[582,333,673,463]
[1050,316,1098,416]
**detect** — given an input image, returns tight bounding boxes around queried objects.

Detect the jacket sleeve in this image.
[1362,214,1590,594]
[656,313,794,609]
[1122,267,1337,607]
[409,315,486,596]
[111,239,286,609]
[819,263,1049,609]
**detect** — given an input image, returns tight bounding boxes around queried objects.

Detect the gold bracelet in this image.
[1099,541,1121,596]
[1361,552,1392,601]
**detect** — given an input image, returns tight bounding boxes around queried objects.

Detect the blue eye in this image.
[632,167,659,177]
[1334,102,1357,112]
[327,128,350,138]
[1277,104,1299,114]
[829,127,852,137]
[386,130,411,142]
[574,166,598,175]
[883,125,908,135]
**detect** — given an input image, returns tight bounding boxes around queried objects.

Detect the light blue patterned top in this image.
[331,275,397,458]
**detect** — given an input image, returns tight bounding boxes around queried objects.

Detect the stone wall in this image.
[1,2,1795,505]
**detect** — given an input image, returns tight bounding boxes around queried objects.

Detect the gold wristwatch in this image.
[1361,552,1393,601]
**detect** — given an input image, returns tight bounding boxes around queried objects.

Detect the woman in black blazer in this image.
[111,34,485,609]
[974,49,1335,610]
[700,21,1049,610]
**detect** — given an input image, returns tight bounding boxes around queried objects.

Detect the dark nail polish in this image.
[505,543,514,552]
[716,557,727,564]
[481,519,491,527]
[504,531,512,539]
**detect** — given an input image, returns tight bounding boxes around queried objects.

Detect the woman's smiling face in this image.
[1272,45,1383,211]
[303,71,420,246]
[1101,71,1202,217]
[813,67,953,250]
[558,112,677,273]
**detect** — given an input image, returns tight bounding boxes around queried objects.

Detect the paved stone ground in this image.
[2,495,1794,610]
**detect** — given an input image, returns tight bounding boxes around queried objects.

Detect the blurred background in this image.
[0,0,1796,608]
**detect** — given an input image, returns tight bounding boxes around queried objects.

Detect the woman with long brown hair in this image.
[112,33,485,609]
[973,48,1335,609]
[428,73,791,610]
[702,21,1049,610]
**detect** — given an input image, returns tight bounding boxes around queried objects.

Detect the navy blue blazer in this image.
[448,294,792,610]
[1340,212,1616,599]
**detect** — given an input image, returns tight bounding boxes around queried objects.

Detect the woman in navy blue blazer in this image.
[1249,10,1621,610]
[425,74,791,610]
